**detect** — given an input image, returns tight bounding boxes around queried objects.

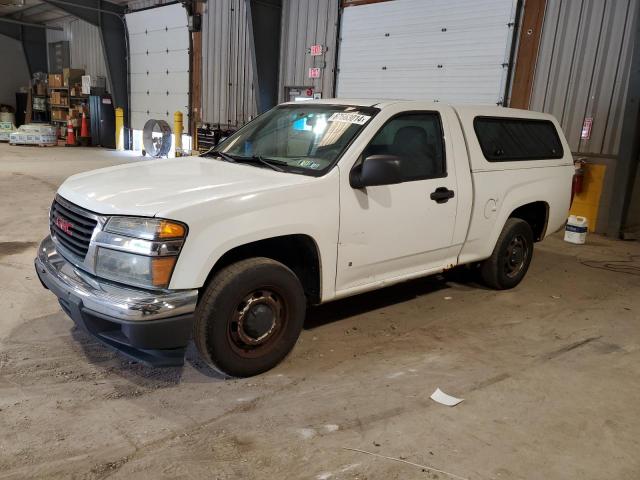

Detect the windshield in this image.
[212,104,379,175]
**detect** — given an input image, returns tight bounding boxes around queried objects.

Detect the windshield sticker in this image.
[328,112,371,125]
[298,160,321,169]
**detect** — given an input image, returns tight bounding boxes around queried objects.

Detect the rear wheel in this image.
[193,257,306,377]
[480,218,534,290]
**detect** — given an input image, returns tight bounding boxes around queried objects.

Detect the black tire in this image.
[480,218,534,290]
[193,257,306,377]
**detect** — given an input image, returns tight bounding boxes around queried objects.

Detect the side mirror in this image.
[350,154,404,189]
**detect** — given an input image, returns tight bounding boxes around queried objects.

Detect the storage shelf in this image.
[50,104,69,108]
[48,87,69,90]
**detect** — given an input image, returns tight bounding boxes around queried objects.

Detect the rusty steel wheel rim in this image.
[504,234,529,279]
[227,288,288,358]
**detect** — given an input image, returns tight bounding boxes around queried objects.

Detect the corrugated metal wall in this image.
[278,0,340,101]
[200,0,339,124]
[530,0,639,232]
[46,18,111,92]
[530,0,638,157]
[201,0,258,127]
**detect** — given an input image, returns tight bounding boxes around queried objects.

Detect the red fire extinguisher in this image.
[571,158,586,203]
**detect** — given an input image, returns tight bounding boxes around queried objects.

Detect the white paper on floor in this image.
[430,388,464,407]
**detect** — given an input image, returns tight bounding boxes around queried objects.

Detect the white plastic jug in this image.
[564,215,588,244]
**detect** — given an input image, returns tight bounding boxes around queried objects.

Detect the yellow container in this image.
[569,163,606,233]
[115,107,124,151]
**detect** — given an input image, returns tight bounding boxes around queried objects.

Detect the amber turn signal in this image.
[151,256,178,288]
[158,220,186,239]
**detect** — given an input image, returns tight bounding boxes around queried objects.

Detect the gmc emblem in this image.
[55,216,73,236]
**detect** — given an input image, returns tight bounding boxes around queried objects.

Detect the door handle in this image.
[430,187,455,203]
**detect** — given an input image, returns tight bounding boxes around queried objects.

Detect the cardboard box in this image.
[50,91,68,106]
[81,75,107,95]
[63,68,85,87]
[51,109,69,121]
[48,74,63,88]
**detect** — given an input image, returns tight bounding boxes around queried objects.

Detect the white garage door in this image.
[336,0,518,105]
[126,3,189,130]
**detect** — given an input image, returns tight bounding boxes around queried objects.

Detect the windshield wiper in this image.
[202,149,237,163]
[234,155,287,172]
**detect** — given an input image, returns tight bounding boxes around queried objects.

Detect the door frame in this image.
[334,102,465,296]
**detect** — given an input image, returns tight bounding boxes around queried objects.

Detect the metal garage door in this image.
[336,0,519,105]
[126,3,189,131]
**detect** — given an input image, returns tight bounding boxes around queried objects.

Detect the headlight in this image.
[96,248,177,289]
[104,217,186,240]
[94,216,187,289]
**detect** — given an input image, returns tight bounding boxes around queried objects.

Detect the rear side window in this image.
[474,117,564,161]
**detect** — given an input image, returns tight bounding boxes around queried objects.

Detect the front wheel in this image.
[480,218,534,290]
[193,257,306,377]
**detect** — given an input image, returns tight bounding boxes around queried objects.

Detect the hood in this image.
[57,156,313,217]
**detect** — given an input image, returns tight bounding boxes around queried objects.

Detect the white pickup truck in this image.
[35,99,573,376]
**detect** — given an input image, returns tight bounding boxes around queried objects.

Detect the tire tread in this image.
[480,218,534,290]
[193,257,304,377]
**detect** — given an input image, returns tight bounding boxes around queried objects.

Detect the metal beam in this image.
[607,4,640,237]
[41,0,124,22]
[0,21,48,75]
[509,0,546,108]
[21,24,48,75]
[0,16,63,30]
[9,2,59,20]
[0,20,20,41]
[41,0,129,131]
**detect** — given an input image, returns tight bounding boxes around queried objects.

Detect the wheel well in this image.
[206,235,321,304]
[509,201,549,241]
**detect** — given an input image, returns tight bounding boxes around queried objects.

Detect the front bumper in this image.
[35,235,199,367]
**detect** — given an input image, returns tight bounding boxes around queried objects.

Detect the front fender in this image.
[166,171,340,301]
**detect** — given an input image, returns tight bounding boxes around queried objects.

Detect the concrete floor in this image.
[1,142,639,480]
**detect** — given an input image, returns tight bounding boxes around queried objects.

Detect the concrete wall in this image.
[0,35,30,110]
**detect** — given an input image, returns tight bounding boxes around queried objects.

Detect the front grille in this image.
[50,198,97,260]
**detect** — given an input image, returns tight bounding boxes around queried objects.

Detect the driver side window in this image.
[363,112,446,181]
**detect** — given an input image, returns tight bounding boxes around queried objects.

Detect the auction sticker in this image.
[328,112,371,125]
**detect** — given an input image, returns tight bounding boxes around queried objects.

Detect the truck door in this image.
[336,109,460,293]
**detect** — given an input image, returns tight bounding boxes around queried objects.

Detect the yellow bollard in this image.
[174,111,183,157]
[115,107,124,151]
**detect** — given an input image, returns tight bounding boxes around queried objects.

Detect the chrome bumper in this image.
[35,235,198,322]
